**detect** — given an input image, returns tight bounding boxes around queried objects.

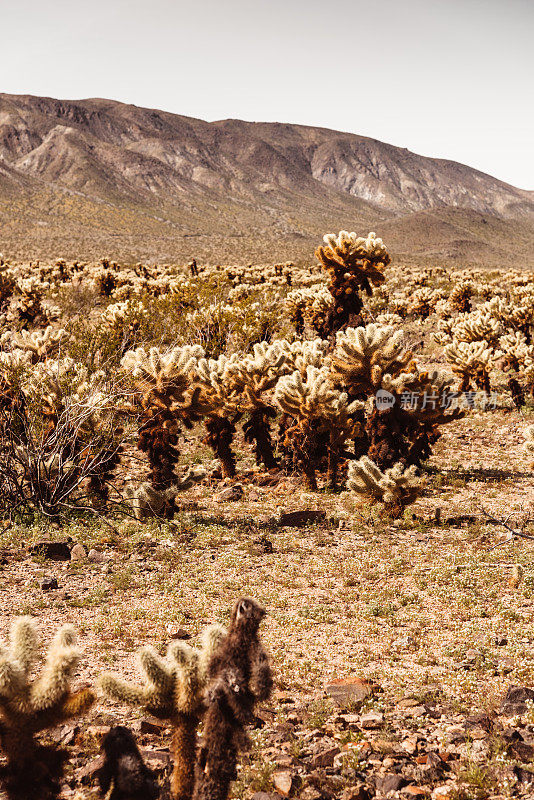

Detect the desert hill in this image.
[0,93,532,266]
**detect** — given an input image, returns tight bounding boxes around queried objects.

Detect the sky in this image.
[1,0,532,188]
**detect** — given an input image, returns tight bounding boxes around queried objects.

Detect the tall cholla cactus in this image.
[274,366,362,490]
[121,345,204,500]
[195,353,242,478]
[331,324,461,470]
[347,456,426,518]
[99,624,226,800]
[444,340,500,393]
[229,342,291,471]
[0,618,95,791]
[315,231,390,334]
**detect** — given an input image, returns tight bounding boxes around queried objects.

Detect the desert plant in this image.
[444,340,500,393]
[315,231,390,335]
[121,345,204,499]
[274,365,363,490]
[99,624,226,800]
[193,598,272,800]
[0,617,95,798]
[347,455,426,518]
[449,280,474,313]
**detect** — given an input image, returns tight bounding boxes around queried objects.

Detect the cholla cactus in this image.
[8,327,68,363]
[453,313,502,345]
[315,231,390,334]
[228,342,293,470]
[409,288,444,319]
[0,618,94,792]
[0,271,15,310]
[449,280,474,313]
[285,285,334,337]
[121,345,204,497]
[498,331,534,409]
[331,324,413,396]
[8,278,49,326]
[100,624,226,800]
[444,340,500,392]
[274,366,362,489]
[347,456,425,518]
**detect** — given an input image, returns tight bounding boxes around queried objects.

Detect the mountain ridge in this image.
[0,92,532,266]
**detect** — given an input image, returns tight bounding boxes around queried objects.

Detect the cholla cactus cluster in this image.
[312,231,390,335]
[0,238,532,520]
[275,365,363,489]
[0,601,268,800]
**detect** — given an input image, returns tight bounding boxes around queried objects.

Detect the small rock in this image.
[277,510,326,527]
[513,765,534,784]
[312,745,340,767]
[300,788,322,800]
[464,712,494,732]
[140,717,166,735]
[31,541,71,560]
[326,677,380,709]
[376,774,406,793]
[252,794,282,800]
[499,684,534,716]
[40,577,59,591]
[76,755,105,785]
[495,635,508,646]
[88,549,106,563]
[167,627,192,640]
[214,484,244,502]
[70,544,87,561]
[401,734,419,754]
[140,748,171,771]
[360,711,384,729]
[402,786,429,798]
[272,770,293,797]
[509,740,534,761]
[432,786,454,800]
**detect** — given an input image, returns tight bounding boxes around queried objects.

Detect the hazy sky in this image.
[2,0,533,188]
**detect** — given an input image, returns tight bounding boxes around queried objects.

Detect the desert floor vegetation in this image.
[0,235,532,798]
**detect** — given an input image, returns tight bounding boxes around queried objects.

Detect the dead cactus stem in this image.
[242,407,278,470]
[204,415,237,478]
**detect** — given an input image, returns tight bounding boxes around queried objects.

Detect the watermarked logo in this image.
[375,389,499,411]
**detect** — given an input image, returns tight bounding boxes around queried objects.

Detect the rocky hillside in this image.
[0,93,532,265]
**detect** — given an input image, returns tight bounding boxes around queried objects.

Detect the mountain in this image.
[0,93,533,266]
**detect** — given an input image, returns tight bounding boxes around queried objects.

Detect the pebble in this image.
[214,484,244,502]
[88,549,106,563]
[70,544,87,561]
